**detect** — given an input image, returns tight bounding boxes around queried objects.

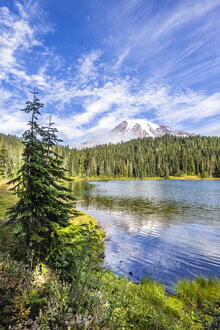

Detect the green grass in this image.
[100,272,220,329]
[72,175,220,182]
[168,175,220,180]
[0,183,17,220]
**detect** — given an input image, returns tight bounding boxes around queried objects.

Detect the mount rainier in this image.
[81,119,194,148]
[112,119,193,138]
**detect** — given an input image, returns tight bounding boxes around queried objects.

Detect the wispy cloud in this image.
[96,0,220,85]
[0,6,38,72]
[76,50,102,83]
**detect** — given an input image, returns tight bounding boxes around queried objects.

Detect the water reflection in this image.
[72,180,220,289]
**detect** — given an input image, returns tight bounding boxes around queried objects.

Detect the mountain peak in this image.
[112,119,160,138]
[80,118,194,148]
[112,119,194,138]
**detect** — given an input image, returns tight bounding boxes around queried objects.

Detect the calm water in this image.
[72,180,220,289]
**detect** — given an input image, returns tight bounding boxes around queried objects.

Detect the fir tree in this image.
[7,91,75,268]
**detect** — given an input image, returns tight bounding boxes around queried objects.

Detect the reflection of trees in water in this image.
[81,195,188,219]
[78,195,189,236]
[72,181,218,231]
[70,181,96,198]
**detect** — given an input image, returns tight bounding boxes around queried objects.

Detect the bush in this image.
[0,252,220,329]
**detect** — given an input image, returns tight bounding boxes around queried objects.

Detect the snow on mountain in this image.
[80,119,194,148]
[126,119,159,135]
[112,119,193,138]
[112,119,160,137]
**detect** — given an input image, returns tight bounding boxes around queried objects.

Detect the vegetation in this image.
[0,239,219,329]
[0,211,106,329]
[0,133,22,179]
[69,135,220,178]
[1,133,220,180]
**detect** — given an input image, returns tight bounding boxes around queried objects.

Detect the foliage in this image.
[46,211,105,281]
[100,272,220,329]
[0,133,22,179]
[1,133,220,179]
[0,210,108,329]
[69,135,220,178]
[6,91,75,267]
[0,251,219,329]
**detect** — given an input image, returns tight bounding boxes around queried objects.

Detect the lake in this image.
[72,180,220,289]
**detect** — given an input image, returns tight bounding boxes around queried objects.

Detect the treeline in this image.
[1,133,220,179]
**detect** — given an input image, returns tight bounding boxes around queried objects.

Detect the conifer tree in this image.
[7,91,75,268]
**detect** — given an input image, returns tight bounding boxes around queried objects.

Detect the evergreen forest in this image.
[1,133,220,179]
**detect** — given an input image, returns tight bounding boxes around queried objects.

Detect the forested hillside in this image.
[1,133,220,179]
[0,133,23,178]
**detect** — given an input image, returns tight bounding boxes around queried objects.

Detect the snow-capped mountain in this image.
[80,119,194,148]
[112,119,193,138]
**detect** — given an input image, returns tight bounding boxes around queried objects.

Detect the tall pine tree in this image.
[7,91,75,268]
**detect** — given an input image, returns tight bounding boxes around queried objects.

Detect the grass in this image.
[72,175,220,182]
[100,272,220,329]
[168,175,220,180]
[70,210,99,226]
[0,183,17,220]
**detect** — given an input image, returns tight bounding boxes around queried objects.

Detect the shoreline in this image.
[72,175,220,182]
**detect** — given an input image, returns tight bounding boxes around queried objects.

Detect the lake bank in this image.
[72,175,220,182]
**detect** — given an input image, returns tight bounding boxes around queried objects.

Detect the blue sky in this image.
[0,0,220,144]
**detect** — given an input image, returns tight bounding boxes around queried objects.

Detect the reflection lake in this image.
[72,180,220,289]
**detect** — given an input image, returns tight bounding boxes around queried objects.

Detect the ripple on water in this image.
[74,180,220,289]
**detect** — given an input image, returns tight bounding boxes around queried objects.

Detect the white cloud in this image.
[0,88,12,103]
[114,48,130,67]
[199,121,220,136]
[154,92,220,125]
[0,5,40,75]
[76,50,102,83]
[0,112,27,135]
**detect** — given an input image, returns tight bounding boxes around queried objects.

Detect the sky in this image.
[0,0,220,145]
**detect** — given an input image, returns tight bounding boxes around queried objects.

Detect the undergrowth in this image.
[0,183,219,329]
[0,253,219,329]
